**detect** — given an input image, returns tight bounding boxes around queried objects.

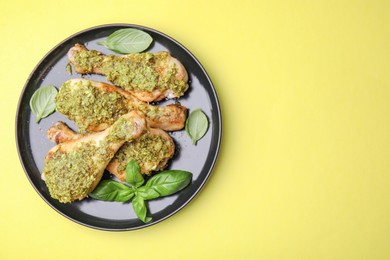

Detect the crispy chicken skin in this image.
[67,43,189,102]
[42,111,146,203]
[55,78,187,132]
[47,121,175,180]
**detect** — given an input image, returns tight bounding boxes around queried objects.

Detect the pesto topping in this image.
[129,102,161,120]
[115,133,172,175]
[55,80,129,132]
[106,117,136,143]
[73,50,104,73]
[72,50,187,96]
[43,141,113,203]
[102,53,158,92]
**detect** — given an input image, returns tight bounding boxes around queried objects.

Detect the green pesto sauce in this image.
[115,133,171,174]
[43,141,112,203]
[127,102,161,120]
[73,50,104,73]
[55,80,129,132]
[73,50,187,96]
[106,117,136,143]
[102,53,158,92]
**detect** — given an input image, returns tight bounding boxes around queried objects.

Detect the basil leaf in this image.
[185,109,209,145]
[89,180,134,202]
[98,28,153,54]
[137,186,160,200]
[146,170,192,197]
[132,196,152,223]
[125,160,144,188]
[29,85,58,123]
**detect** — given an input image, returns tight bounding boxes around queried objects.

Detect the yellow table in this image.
[1,0,390,259]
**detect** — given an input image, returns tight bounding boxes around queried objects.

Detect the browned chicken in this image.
[55,78,187,132]
[68,43,189,102]
[47,121,175,181]
[42,111,146,203]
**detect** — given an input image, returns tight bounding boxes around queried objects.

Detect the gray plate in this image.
[16,24,221,231]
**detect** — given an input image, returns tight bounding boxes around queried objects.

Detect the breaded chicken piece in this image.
[47,121,175,181]
[55,78,187,132]
[68,44,189,102]
[42,111,146,203]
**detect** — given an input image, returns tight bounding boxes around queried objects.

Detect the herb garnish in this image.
[185,109,209,145]
[90,160,192,223]
[98,28,153,54]
[29,85,58,123]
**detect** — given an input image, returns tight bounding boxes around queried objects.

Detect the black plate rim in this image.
[15,23,222,231]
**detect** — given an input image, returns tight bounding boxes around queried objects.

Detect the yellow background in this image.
[1,0,390,259]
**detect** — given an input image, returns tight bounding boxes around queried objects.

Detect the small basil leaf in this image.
[29,85,58,123]
[185,109,209,145]
[137,186,160,200]
[89,180,134,202]
[146,170,192,197]
[132,196,152,223]
[97,28,153,54]
[126,160,144,188]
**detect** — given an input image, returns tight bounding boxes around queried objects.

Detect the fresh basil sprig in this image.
[185,109,209,145]
[90,160,192,223]
[97,28,153,54]
[29,85,58,123]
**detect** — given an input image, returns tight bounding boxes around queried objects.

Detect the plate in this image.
[15,24,221,231]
